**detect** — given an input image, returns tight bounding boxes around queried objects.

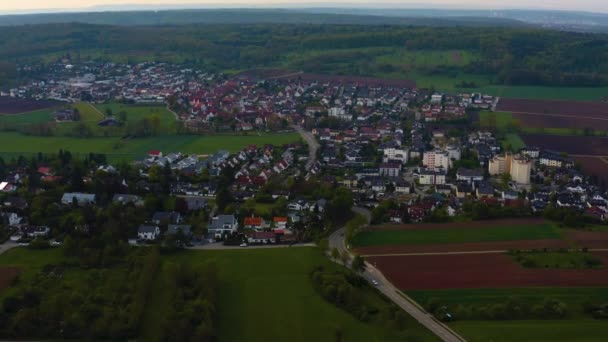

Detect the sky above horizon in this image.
[1,1,608,14]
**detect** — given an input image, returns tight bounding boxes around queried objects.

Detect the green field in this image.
[1,247,438,342]
[477,85,608,101]
[153,248,438,342]
[451,319,608,342]
[408,287,608,311]
[94,102,176,125]
[409,287,608,341]
[0,131,300,161]
[513,251,603,269]
[479,111,514,129]
[352,224,561,247]
[0,108,56,125]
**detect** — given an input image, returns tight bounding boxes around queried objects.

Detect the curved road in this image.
[291,125,319,171]
[329,207,466,342]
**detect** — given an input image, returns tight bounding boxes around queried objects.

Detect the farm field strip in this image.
[353,223,561,247]
[368,252,608,290]
[496,98,608,118]
[521,134,608,156]
[362,248,608,258]
[0,131,301,161]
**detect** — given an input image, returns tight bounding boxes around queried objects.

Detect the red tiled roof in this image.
[244,217,263,226]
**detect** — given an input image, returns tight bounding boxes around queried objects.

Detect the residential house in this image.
[138,225,160,241]
[208,215,238,238]
[456,168,484,183]
[247,231,277,244]
[419,169,446,185]
[244,216,266,230]
[61,193,96,206]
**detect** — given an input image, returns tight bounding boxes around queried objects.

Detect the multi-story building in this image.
[379,163,401,177]
[423,150,451,170]
[489,153,531,185]
[419,169,447,185]
[510,155,532,185]
[383,148,409,164]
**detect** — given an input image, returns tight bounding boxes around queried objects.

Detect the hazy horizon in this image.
[1,1,608,15]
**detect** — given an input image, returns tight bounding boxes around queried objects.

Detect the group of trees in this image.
[426,296,570,322]
[311,266,409,329]
[2,23,608,87]
[0,248,161,339]
[161,261,219,342]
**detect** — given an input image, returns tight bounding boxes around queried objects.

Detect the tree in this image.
[351,255,366,273]
[331,247,340,260]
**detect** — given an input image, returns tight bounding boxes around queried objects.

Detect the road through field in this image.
[329,207,467,342]
[291,124,319,171]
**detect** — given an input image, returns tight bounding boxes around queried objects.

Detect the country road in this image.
[329,207,466,342]
[0,242,18,256]
[190,242,315,250]
[291,125,319,171]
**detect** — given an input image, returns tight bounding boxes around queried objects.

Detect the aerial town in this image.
[1,60,605,249]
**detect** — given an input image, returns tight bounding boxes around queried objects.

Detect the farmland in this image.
[572,156,608,185]
[368,252,608,290]
[0,267,20,293]
[521,134,608,156]
[352,221,561,248]
[451,320,608,342]
[0,131,301,161]
[0,97,60,114]
[496,98,608,131]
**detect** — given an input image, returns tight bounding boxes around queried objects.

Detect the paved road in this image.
[329,207,466,342]
[191,242,315,250]
[292,125,319,171]
[0,242,18,256]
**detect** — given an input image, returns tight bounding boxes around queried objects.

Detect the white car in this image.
[239,243,248,247]
[371,279,379,286]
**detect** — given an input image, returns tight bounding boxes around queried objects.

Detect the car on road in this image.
[239,243,248,247]
[371,279,379,286]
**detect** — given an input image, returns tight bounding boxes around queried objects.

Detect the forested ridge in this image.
[0,23,608,87]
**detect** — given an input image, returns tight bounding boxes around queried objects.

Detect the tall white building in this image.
[488,153,531,185]
[511,156,532,185]
[423,150,451,170]
[383,148,409,164]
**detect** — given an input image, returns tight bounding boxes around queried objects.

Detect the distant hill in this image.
[0,9,527,27]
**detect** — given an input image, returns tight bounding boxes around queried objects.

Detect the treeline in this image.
[0,248,161,339]
[311,267,409,329]
[0,23,608,86]
[161,261,219,342]
[426,296,608,321]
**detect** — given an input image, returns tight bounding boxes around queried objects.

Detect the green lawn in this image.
[353,224,561,247]
[451,319,608,342]
[513,251,603,269]
[502,133,526,151]
[0,108,56,126]
[0,131,300,161]
[479,111,513,129]
[145,248,438,342]
[94,102,175,125]
[477,85,608,101]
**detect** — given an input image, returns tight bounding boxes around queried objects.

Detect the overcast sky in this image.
[1,1,608,14]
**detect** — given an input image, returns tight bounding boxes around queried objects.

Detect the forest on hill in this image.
[0,22,607,87]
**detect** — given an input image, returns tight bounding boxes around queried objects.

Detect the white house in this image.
[138,225,160,241]
[208,215,238,238]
